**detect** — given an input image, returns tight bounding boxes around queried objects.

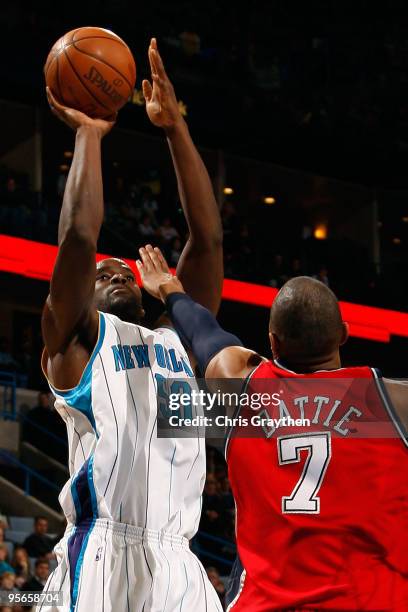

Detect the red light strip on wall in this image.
[1,235,407,343]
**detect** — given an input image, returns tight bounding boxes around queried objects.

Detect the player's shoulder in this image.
[102,312,185,354]
[153,325,185,350]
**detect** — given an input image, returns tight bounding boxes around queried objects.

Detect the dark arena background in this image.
[0,2,407,610]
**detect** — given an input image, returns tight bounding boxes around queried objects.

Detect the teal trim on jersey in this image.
[67,526,77,612]
[70,520,96,612]
[87,454,98,518]
[70,454,98,612]
[71,471,82,520]
[51,312,106,436]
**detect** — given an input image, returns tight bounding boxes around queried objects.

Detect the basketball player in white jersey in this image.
[39,39,223,611]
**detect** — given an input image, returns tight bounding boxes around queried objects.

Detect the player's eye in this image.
[98,274,110,281]
[126,275,135,282]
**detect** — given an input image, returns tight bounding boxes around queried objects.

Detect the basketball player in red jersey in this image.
[138,246,408,612]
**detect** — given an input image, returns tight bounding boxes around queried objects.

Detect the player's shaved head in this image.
[96,257,131,271]
[269,276,346,363]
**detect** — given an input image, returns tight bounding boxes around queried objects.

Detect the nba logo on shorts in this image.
[95,546,103,561]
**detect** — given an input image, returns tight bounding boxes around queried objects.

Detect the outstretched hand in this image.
[46,87,116,137]
[137,245,184,301]
[142,38,184,131]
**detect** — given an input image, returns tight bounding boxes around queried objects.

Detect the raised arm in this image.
[137,245,264,384]
[41,89,115,388]
[143,38,223,314]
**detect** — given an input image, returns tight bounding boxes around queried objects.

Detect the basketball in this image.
[44,27,136,119]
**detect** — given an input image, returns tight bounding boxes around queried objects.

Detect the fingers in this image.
[148,37,167,80]
[153,246,170,272]
[150,47,167,80]
[142,79,153,102]
[148,45,159,79]
[138,246,153,272]
[46,87,66,114]
[145,244,166,270]
[138,245,169,272]
[135,259,143,275]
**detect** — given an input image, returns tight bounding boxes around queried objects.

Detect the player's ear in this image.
[269,331,280,359]
[340,322,349,346]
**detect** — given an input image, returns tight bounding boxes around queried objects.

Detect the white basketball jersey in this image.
[48,311,205,539]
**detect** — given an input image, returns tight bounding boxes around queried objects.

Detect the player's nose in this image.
[111,273,127,285]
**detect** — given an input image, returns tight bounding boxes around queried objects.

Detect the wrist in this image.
[164,117,187,138]
[158,277,185,303]
[76,123,103,140]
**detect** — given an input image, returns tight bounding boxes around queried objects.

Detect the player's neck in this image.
[279,352,342,374]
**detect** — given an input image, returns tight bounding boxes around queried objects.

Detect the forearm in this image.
[166,120,223,312]
[166,120,222,249]
[161,288,242,374]
[58,125,104,248]
[47,125,103,343]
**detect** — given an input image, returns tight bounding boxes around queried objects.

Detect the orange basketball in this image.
[44,27,136,119]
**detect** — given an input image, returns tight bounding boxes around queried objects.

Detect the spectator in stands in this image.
[140,186,159,225]
[0,337,19,371]
[138,214,156,239]
[169,236,183,266]
[23,517,54,559]
[23,392,66,463]
[11,547,30,588]
[206,446,218,473]
[289,257,304,278]
[4,177,19,206]
[23,391,52,451]
[158,217,179,244]
[200,473,224,536]
[0,572,19,597]
[0,544,14,576]
[206,566,226,608]
[313,265,330,287]
[268,254,288,288]
[21,558,50,592]
[14,324,36,387]
[220,477,234,517]
[0,515,8,530]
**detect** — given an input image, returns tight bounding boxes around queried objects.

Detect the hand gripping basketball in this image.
[46,87,116,136]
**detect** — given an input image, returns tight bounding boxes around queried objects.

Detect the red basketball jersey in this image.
[226,361,408,611]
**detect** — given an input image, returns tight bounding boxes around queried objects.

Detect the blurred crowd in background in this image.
[2,1,408,187]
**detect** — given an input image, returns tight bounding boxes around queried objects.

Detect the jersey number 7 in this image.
[277,432,332,514]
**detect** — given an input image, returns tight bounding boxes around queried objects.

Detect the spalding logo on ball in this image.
[44,27,136,119]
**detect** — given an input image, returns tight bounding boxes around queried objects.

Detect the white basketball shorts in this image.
[35,518,223,612]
